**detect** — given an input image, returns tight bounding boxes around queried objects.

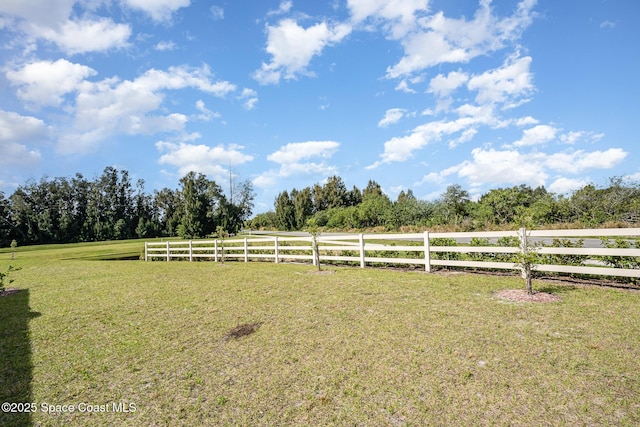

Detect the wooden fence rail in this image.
[145,228,640,279]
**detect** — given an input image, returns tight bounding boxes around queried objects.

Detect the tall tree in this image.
[274,190,295,231]
[292,187,313,229]
[177,172,224,238]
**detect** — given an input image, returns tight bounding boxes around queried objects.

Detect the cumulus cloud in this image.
[156,141,253,179]
[348,0,429,38]
[32,17,132,55]
[512,124,557,147]
[467,54,534,107]
[548,177,590,194]
[123,0,191,23]
[0,0,76,28]
[0,109,51,167]
[239,88,258,110]
[546,148,627,174]
[254,141,340,188]
[6,59,97,107]
[0,109,52,143]
[426,146,628,191]
[155,40,177,51]
[56,64,236,154]
[455,147,549,187]
[253,19,352,84]
[428,70,469,98]
[368,104,500,168]
[378,108,406,127]
[385,0,537,78]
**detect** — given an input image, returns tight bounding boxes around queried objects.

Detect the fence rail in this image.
[145,228,640,279]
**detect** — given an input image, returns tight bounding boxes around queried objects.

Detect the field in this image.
[1,241,639,426]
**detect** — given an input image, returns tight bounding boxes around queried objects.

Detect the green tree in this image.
[177,172,224,238]
[292,187,314,229]
[434,184,470,226]
[274,191,295,231]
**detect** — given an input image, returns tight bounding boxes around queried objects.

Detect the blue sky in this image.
[1,0,639,214]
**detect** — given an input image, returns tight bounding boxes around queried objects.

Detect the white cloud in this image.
[0,110,51,167]
[0,109,51,143]
[546,148,627,174]
[512,124,557,147]
[378,108,406,127]
[34,17,131,54]
[467,54,534,107]
[600,20,616,29]
[449,128,477,148]
[514,116,538,126]
[431,146,628,191]
[253,19,352,84]
[194,100,220,121]
[0,1,132,54]
[210,5,224,21]
[6,59,97,107]
[239,88,258,110]
[0,142,42,168]
[267,140,339,164]
[368,105,499,168]
[386,0,537,78]
[123,0,190,23]
[0,0,76,28]
[255,141,340,188]
[348,0,429,38]
[455,147,548,187]
[428,70,469,98]
[58,65,236,154]
[155,40,176,51]
[626,172,640,182]
[267,1,292,16]
[156,141,253,179]
[548,177,590,194]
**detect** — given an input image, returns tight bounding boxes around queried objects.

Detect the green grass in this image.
[1,242,639,426]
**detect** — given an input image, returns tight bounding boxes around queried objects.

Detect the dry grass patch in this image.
[1,248,639,426]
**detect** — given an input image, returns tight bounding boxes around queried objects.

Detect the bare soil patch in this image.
[494,289,561,303]
[224,322,263,340]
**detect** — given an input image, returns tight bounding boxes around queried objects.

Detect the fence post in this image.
[244,237,248,263]
[166,241,170,262]
[359,233,365,268]
[274,236,279,264]
[214,240,218,262]
[312,237,317,267]
[423,231,431,272]
[189,240,193,262]
[518,227,527,280]
[144,242,148,261]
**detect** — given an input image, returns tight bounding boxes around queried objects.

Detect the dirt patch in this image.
[494,289,562,303]
[0,288,22,298]
[224,322,263,340]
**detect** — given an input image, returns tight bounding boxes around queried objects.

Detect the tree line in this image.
[0,166,255,247]
[249,176,640,232]
[2,168,639,247]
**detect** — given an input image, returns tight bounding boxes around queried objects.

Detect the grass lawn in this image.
[1,242,639,426]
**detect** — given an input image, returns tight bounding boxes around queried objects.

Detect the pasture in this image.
[1,241,639,426]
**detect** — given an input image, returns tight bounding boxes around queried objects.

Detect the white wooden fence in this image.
[145,228,640,279]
